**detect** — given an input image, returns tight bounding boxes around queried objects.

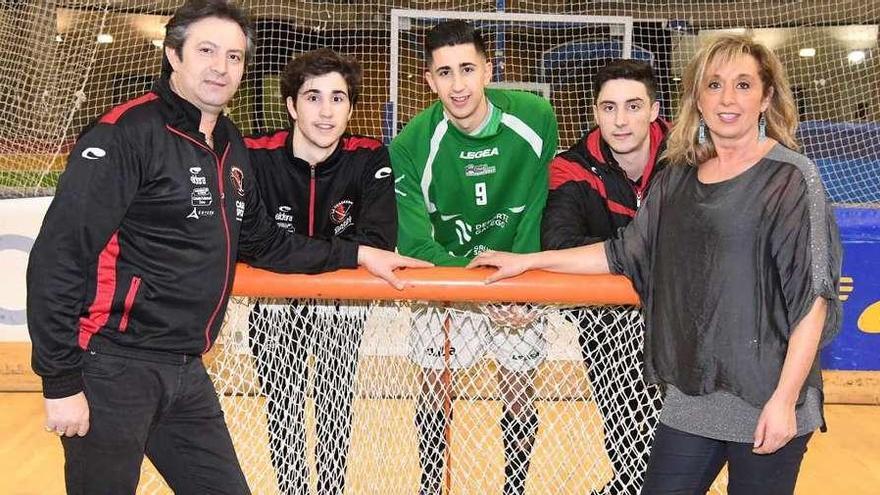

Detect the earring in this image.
[698,117,707,145]
[758,112,767,142]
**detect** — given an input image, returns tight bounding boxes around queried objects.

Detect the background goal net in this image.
[0,1,877,204]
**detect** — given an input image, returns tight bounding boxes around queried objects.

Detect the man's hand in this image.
[45,392,90,438]
[466,250,534,283]
[358,246,433,289]
[752,394,797,454]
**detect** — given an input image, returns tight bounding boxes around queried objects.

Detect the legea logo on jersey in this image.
[459,147,499,160]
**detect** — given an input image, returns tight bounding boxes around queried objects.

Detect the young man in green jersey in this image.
[390,20,558,495]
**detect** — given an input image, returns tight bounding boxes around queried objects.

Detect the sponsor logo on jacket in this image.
[187,166,215,220]
[235,200,245,221]
[191,187,212,207]
[189,166,206,185]
[331,199,354,235]
[459,147,499,160]
[230,166,245,197]
[81,147,106,160]
[274,205,295,233]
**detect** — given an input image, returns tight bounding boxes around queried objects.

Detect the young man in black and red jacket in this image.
[26,4,425,494]
[541,59,668,495]
[244,48,395,495]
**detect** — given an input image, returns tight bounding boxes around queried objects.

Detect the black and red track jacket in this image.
[26,77,358,399]
[541,120,669,250]
[244,130,396,251]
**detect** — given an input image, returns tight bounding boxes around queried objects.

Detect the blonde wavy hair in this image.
[664,33,799,166]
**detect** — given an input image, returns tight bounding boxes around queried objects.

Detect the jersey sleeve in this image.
[511,101,557,254]
[390,139,466,266]
[351,146,397,251]
[542,179,608,249]
[26,123,143,398]
[767,165,842,346]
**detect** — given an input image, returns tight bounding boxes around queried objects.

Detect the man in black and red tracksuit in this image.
[244,48,396,495]
[541,60,668,495]
[25,4,424,494]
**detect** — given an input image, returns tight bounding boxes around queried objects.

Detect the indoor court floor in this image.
[1,392,878,494]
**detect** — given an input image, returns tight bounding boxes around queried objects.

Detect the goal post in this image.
[136,266,726,494]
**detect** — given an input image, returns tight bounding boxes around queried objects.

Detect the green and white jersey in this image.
[391,89,558,266]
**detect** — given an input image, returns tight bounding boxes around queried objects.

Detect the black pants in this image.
[249,301,364,495]
[642,423,812,495]
[61,349,249,495]
[573,308,663,494]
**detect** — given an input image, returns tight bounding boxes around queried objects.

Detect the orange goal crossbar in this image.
[232,264,640,305]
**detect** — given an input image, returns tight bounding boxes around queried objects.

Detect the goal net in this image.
[135,267,725,494]
[0,1,878,204]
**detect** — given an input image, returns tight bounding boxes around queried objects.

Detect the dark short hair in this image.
[424,20,488,66]
[593,59,658,102]
[161,0,255,77]
[280,48,363,107]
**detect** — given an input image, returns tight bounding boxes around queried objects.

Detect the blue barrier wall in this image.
[821,206,880,370]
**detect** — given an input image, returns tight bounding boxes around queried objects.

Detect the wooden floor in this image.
[2,392,878,494]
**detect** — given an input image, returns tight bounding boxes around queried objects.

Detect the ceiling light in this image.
[799,48,816,57]
[151,39,164,48]
[848,50,866,64]
[96,33,113,44]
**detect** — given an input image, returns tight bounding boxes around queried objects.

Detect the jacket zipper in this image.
[308,165,316,236]
[165,125,231,354]
[118,276,142,333]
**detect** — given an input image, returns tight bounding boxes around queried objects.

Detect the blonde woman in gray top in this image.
[467,34,842,495]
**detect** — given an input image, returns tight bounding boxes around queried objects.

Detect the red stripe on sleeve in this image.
[549,157,607,197]
[99,93,158,125]
[343,135,382,151]
[606,200,637,217]
[244,130,289,150]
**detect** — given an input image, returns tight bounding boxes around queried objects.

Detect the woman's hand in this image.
[753,394,798,454]
[466,250,534,283]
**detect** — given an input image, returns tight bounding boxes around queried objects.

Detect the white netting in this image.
[134,297,724,494]
[0,2,878,203]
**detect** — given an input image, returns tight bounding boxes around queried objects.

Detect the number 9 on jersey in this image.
[475,182,487,206]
